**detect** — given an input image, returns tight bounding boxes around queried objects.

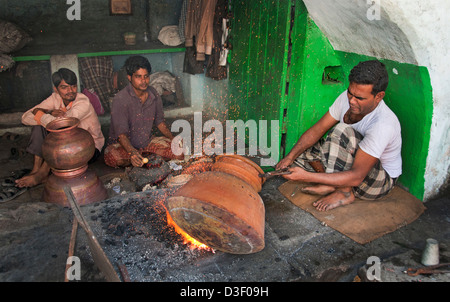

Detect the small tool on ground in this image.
[405,263,450,276]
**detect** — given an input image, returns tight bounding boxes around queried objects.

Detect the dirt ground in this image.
[0,129,449,285]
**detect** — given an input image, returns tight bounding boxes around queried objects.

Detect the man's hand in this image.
[276,156,294,170]
[117,134,146,167]
[50,109,65,117]
[282,166,310,182]
[130,150,145,167]
[32,108,65,117]
[32,108,49,115]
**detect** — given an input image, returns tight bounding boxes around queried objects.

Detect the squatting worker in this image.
[16,68,104,188]
[104,55,183,168]
[276,60,402,212]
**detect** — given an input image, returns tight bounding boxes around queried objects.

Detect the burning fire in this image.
[166,210,212,252]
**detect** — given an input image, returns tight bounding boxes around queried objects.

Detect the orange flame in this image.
[166,210,212,252]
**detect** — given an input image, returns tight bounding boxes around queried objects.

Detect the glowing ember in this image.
[166,210,212,252]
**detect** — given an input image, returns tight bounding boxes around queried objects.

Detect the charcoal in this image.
[84,190,214,282]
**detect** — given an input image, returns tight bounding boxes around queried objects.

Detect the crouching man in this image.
[276,60,402,211]
[16,68,104,188]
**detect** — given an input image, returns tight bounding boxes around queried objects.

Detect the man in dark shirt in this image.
[104,56,182,168]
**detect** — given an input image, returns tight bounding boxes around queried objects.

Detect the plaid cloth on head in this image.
[79,56,114,112]
[294,123,396,200]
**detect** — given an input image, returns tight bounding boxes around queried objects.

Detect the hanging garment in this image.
[205,0,228,80]
[79,56,114,112]
[183,46,205,75]
[178,0,188,43]
[219,18,229,66]
[196,0,218,61]
[185,0,203,48]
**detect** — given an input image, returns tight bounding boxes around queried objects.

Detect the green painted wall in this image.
[284,1,346,153]
[332,55,433,200]
[229,0,433,200]
[228,0,291,150]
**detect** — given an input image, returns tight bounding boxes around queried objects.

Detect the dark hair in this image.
[52,68,77,87]
[349,60,389,95]
[124,55,152,76]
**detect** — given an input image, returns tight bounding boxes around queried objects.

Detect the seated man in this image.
[276,60,402,211]
[104,55,182,168]
[16,68,105,188]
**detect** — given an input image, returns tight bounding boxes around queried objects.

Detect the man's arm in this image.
[117,134,145,167]
[276,112,338,169]
[156,122,174,140]
[21,95,59,126]
[283,148,379,187]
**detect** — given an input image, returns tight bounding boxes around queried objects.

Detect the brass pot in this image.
[42,117,95,171]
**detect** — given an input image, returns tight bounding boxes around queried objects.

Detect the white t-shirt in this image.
[329,91,402,178]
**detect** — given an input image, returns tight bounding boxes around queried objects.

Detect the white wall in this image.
[381,0,450,200]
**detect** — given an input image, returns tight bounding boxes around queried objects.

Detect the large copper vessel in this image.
[211,154,265,192]
[42,117,95,170]
[42,169,107,206]
[166,171,265,254]
[41,117,107,206]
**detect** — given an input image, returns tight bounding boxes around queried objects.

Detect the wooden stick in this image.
[64,186,121,282]
[65,218,78,282]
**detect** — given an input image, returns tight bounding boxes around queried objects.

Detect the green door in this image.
[228,0,292,166]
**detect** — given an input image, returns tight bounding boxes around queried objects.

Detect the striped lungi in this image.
[294,123,396,200]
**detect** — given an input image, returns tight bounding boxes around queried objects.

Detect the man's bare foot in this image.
[301,184,336,196]
[15,172,48,188]
[29,155,44,175]
[28,169,39,175]
[313,190,355,211]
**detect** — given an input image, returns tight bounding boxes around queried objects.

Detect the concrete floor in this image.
[0,118,449,284]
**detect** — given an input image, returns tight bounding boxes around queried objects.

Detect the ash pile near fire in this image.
[86,190,214,282]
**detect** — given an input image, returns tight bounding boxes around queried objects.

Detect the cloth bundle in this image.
[0,20,32,72]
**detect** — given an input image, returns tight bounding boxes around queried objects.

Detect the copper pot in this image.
[212,154,265,192]
[41,117,107,207]
[42,168,108,207]
[166,171,265,254]
[42,117,95,171]
[166,174,193,188]
[181,157,213,175]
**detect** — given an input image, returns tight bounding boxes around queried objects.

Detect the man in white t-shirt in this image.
[276,60,402,211]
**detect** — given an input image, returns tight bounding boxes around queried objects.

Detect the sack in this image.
[0,20,32,53]
[0,54,15,72]
[158,25,182,46]
[82,88,105,115]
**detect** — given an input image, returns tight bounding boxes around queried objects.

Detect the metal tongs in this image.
[259,167,292,179]
[405,263,450,276]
